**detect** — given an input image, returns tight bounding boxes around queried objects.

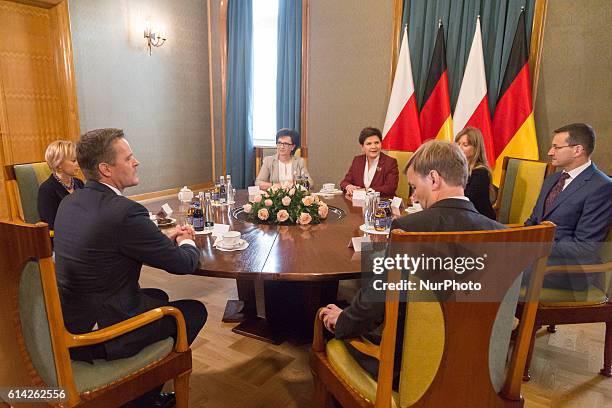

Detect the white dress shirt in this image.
[562,160,591,190]
[363,155,380,189]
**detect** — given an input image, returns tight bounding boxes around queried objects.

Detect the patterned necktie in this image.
[544,172,570,214]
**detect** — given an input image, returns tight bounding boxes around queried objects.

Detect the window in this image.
[252,0,279,147]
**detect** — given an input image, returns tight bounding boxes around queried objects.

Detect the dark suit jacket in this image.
[465,167,495,220]
[525,163,612,289]
[335,198,506,383]
[340,152,399,198]
[54,181,200,360]
[37,174,84,230]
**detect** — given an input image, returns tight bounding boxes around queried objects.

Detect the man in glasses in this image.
[525,123,612,290]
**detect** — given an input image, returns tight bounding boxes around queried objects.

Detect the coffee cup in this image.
[322,183,335,191]
[222,231,241,247]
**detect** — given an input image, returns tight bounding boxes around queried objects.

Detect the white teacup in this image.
[222,231,241,247]
[322,183,335,191]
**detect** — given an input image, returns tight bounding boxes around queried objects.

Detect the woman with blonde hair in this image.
[455,127,496,219]
[37,140,84,231]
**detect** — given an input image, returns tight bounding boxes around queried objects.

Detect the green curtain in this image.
[226,0,254,188]
[402,0,536,113]
[276,0,302,147]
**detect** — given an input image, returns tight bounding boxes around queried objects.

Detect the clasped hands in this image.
[166,224,196,243]
[318,304,343,333]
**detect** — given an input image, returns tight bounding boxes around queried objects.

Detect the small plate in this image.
[154,218,176,228]
[359,224,389,235]
[215,239,249,251]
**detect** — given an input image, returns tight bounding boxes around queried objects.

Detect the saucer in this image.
[215,238,249,251]
[359,224,389,235]
[316,189,342,195]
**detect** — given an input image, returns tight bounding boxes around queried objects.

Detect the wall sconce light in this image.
[144,21,167,55]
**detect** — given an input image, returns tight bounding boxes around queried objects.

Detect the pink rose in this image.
[253,195,262,203]
[318,200,326,206]
[281,181,292,189]
[271,184,279,192]
[298,212,312,225]
[257,208,269,221]
[313,195,320,203]
[277,209,289,222]
[282,196,291,206]
[264,199,273,207]
[318,204,329,219]
[289,188,295,196]
[243,203,252,213]
[262,191,269,198]
[302,195,315,206]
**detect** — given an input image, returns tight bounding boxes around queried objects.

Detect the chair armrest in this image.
[504,223,523,228]
[347,337,380,360]
[65,306,189,352]
[312,308,326,352]
[545,262,612,275]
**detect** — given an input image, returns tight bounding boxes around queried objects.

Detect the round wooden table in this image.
[147,190,395,344]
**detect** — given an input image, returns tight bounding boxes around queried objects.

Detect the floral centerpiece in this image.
[243,184,329,225]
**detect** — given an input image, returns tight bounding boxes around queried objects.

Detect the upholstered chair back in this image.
[4,162,52,223]
[495,157,554,224]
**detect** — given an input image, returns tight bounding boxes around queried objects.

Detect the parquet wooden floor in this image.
[140,266,612,408]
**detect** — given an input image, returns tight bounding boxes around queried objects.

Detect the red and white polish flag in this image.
[382,26,422,152]
[453,18,495,165]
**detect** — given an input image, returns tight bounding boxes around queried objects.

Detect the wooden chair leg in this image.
[600,321,612,377]
[174,371,191,408]
[547,324,557,333]
[313,373,333,408]
[523,325,541,381]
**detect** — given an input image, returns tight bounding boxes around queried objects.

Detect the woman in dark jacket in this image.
[455,127,496,219]
[37,140,84,231]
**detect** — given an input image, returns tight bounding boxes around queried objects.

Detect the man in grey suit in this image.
[319,140,506,385]
[54,128,206,408]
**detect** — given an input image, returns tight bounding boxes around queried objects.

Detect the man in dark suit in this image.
[54,128,206,408]
[320,140,506,385]
[525,123,612,291]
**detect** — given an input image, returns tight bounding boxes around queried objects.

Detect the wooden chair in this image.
[4,162,53,223]
[0,220,193,407]
[493,157,554,224]
[517,229,612,380]
[311,223,555,408]
[254,146,306,177]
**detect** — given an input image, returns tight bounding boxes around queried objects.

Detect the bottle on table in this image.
[213,180,220,204]
[374,201,387,232]
[204,192,214,230]
[219,176,227,204]
[226,174,234,203]
[192,197,204,232]
[186,198,197,226]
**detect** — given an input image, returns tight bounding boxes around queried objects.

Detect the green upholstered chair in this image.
[310,223,555,408]
[0,221,193,407]
[517,229,612,380]
[384,150,413,201]
[255,146,304,177]
[493,157,554,224]
[4,162,52,223]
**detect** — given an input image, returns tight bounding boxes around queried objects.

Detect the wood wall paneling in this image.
[0,0,78,220]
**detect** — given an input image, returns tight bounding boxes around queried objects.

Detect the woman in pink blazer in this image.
[340,127,399,198]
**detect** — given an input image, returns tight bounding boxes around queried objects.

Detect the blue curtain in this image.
[402,0,536,113]
[226,0,254,188]
[276,0,302,147]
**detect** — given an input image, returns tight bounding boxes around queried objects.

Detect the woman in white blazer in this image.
[255,129,313,189]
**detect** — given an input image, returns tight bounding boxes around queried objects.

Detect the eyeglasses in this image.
[277,142,293,147]
[549,144,578,151]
